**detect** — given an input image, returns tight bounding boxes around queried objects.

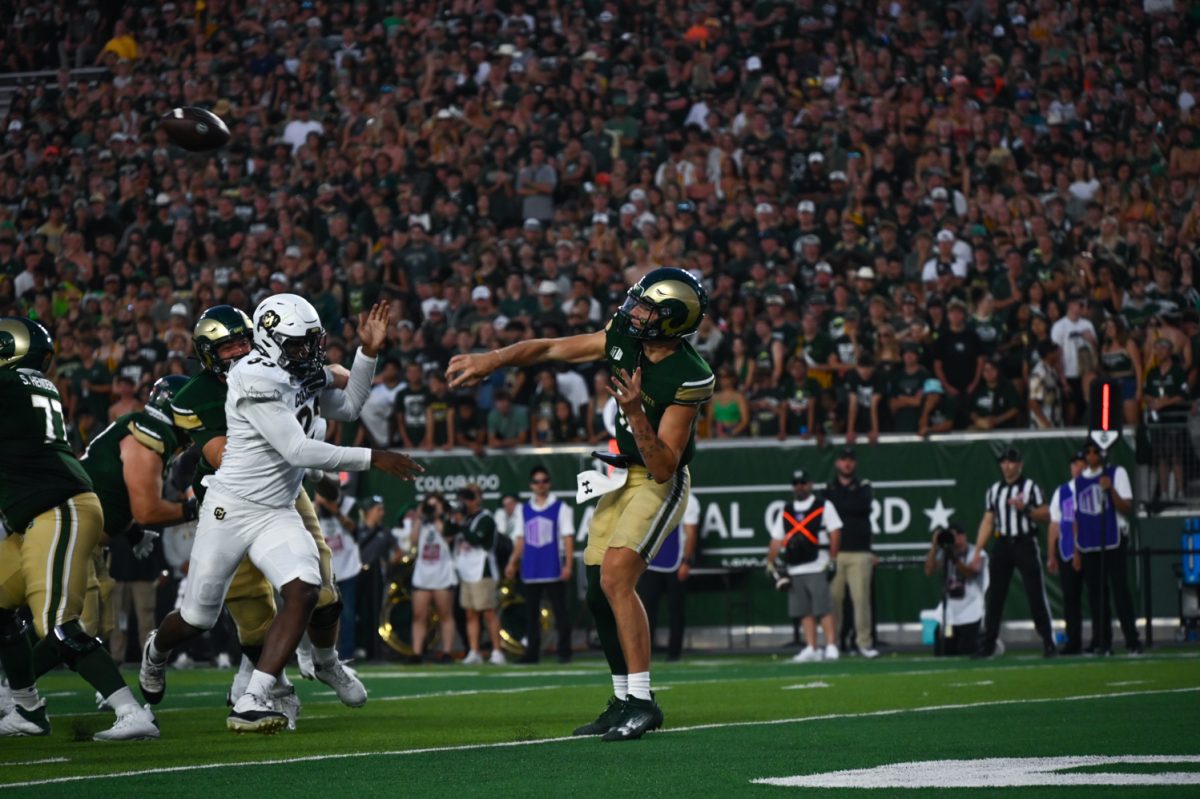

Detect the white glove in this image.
[133,530,161,560]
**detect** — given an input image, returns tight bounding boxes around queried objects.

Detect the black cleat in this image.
[572,696,626,736]
[601,694,664,742]
[970,644,996,660]
[1043,642,1058,658]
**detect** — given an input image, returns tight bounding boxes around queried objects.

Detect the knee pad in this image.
[50,620,102,668]
[0,607,29,646]
[315,580,340,611]
[179,578,229,632]
[308,599,343,632]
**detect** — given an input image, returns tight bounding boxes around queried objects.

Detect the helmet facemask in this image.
[269,327,327,378]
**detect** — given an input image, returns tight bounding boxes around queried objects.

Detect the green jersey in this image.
[0,369,93,532]
[604,320,714,469]
[170,370,228,501]
[81,411,180,537]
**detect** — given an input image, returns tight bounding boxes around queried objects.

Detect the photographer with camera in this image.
[924,523,987,656]
[767,470,843,663]
[406,493,458,665]
[451,484,507,665]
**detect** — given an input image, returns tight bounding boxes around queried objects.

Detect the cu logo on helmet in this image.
[259,310,281,331]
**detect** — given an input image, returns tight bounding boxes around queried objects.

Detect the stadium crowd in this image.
[1,0,1199,464]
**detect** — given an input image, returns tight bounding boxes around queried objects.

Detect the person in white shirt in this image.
[766,470,843,663]
[314,481,363,659]
[358,356,404,447]
[282,102,324,154]
[923,522,988,656]
[408,493,458,664]
[141,297,422,733]
[1049,294,1097,424]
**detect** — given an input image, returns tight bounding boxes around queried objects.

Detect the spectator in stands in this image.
[1144,339,1191,502]
[1050,294,1099,425]
[933,298,984,424]
[968,358,1022,431]
[707,368,749,439]
[1099,318,1144,429]
[487,388,530,449]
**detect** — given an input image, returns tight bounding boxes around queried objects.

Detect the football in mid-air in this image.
[160,106,230,152]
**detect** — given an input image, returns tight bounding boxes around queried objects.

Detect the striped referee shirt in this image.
[985,476,1045,537]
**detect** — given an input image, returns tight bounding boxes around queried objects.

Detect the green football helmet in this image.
[192,305,253,375]
[614,267,707,340]
[146,374,191,431]
[0,316,55,373]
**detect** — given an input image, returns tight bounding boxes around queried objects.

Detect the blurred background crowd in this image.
[1,0,1198,498]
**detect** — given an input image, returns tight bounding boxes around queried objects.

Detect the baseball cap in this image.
[284,245,302,258]
[620,203,637,215]
[997,446,1023,463]
[808,152,825,163]
[629,188,647,202]
[829,170,848,182]
[930,187,949,200]
[537,279,559,295]
[592,212,609,225]
[270,271,288,284]
[746,55,762,72]
[936,229,956,243]
[360,495,385,510]
[792,469,811,484]
[155,192,171,207]
[170,303,189,317]
[837,446,857,460]
[855,266,875,281]
[755,202,774,215]
[523,218,542,230]
[797,200,815,214]
[814,261,833,274]
[471,285,491,302]
[922,377,944,394]
[1070,449,1086,462]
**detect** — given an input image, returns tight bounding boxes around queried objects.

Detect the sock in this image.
[611,674,628,700]
[105,686,138,715]
[586,565,628,675]
[11,685,40,711]
[628,671,651,701]
[312,645,338,668]
[31,636,63,679]
[72,644,127,697]
[147,636,169,664]
[246,669,277,698]
[0,634,36,692]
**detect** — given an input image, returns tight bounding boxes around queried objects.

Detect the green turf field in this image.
[2,650,1197,797]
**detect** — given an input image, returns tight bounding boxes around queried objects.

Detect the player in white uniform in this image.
[139,295,422,733]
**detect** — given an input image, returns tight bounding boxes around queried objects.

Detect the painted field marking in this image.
[949,680,994,687]
[1107,680,1151,687]
[754,755,1200,789]
[0,758,68,767]
[782,682,831,691]
[5,686,1196,790]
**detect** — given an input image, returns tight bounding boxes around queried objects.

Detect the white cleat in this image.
[313,660,367,708]
[215,651,233,670]
[95,690,111,711]
[227,691,287,735]
[0,701,50,736]
[488,649,507,666]
[139,630,167,705]
[823,644,840,661]
[791,646,821,663]
[859,647,880,659]
[0,678,13,718]
[227,654,255,706]
[461,650,483,665]
[271,684,301,730]
[94,704,160,741]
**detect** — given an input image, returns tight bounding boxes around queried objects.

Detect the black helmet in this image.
[614,267,707,340]
[0,316,55,373]
[192,305,253,375]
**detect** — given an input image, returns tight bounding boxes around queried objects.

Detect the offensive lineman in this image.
[0,317,158,740]
[140,295,422,733]
[170,304,365,721]
[449,267,713,741]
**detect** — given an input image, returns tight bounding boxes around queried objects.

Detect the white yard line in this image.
[0,758,68,767]
[4,686,1195,789]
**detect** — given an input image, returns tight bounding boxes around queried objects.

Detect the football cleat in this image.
[571,696,627,736]
[313,660,367,708]
[94,704,160,741]
[139,630,167,705]
[0,702,50,736]
[95,690,112,711]
[227,691,287,735]
[601,694,664,742]
[0,678,13,718]
[271,684,301,730]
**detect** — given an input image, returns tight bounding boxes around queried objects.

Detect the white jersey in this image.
[210,348,377,508]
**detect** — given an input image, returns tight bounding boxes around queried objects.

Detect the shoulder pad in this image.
[127,419,166,455]
[230,358,287,402]
[674,372,715,405]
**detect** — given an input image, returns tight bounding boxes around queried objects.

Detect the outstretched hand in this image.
[448,351,498,389]
[371,450,425,481]
[359,301,391,357]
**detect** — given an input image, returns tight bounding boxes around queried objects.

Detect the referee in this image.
[970,446,1057,658]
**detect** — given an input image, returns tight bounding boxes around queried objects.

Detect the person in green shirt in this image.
[1145,338,1192,501]
[449,267,713,742]
[888,342,930,433]
[0,316,158,740]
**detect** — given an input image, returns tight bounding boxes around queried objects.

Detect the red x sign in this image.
[783,506,824,547]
